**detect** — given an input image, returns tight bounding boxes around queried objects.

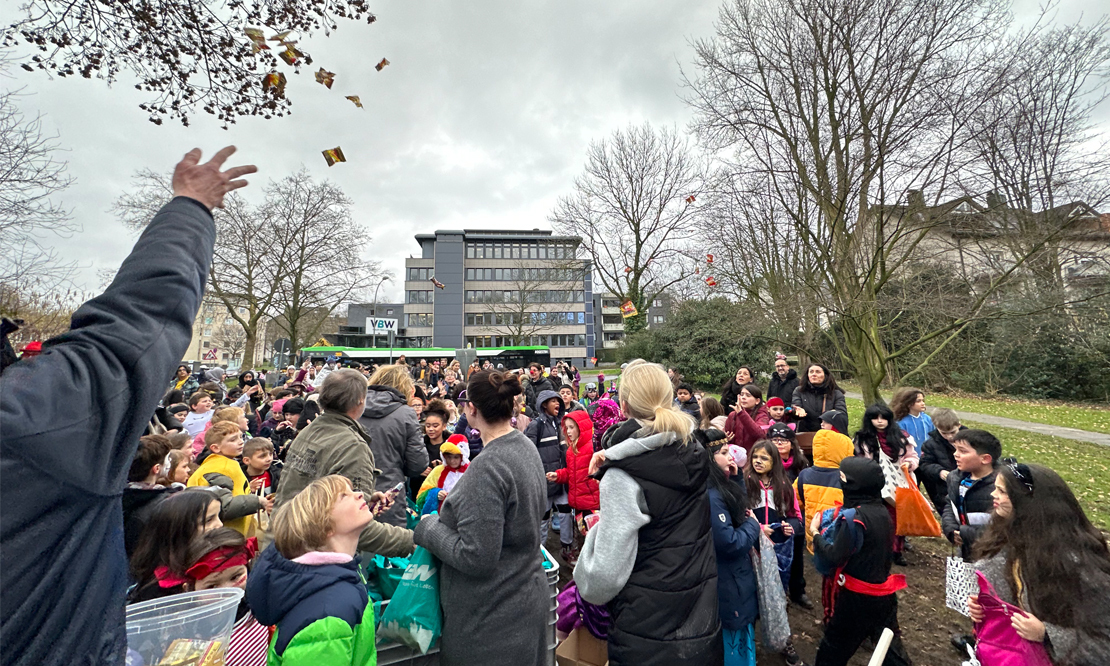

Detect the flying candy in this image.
[269,31,294,43]
[375,58,391,71]
[279,45,305,66]
[315,68,335,89]
[705,276,717,287]
[686,195,696,204]
[245,28,269,53]
[262,72,287,95]
[706,253,714,263]
[322,147,346,167]
[624,266,632,273]
[346,96,364,108]
[430,277,446,289]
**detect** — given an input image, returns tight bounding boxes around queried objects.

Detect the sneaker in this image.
[791,593,815,610]
[951,633,975,654]
[781,643,806,666]
[893,552,909,567]
[560,544,579,565]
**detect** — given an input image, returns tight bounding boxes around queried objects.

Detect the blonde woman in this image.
[360,364,429,527]
[574,361,722,665]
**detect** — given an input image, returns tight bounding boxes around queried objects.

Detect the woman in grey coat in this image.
[360,363,429,526]
[415,370,548,666]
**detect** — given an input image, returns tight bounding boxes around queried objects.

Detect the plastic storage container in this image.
[125,588,243,666]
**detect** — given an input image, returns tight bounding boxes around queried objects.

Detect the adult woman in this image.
[359,364,429,527]
[791,363,847,433]
[414,370,548,666]
[724,384,771,454]
[576,361,721,665]
[721,366,755,413]
[237,370,264,409]
[170,364,200,397]
[970,463,1110,665]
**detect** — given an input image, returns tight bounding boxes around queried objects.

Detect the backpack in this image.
[813,505,864,577]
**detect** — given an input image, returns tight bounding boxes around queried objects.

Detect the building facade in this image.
[593,292,673,350]
[403,229,595,364]
[184,298,263,368]
[334,302,407,347]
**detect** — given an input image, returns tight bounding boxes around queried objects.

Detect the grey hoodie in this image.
[359,384,429,527]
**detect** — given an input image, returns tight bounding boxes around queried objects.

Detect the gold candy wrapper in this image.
[375,58,390,71]
[314,68,335,89]
[322,147,347,167]
[346,95,363,108]
[157,638,225,666]
[279,45,304,66]
[262,71,287,95]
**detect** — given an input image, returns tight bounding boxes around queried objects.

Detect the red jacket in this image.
[724,403,771,454]
[555,411,599,511]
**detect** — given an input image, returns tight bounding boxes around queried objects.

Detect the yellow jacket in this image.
[794,429,855,552]
[188,453,256,537]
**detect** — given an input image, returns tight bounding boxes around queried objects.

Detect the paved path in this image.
[843,391,1110,448]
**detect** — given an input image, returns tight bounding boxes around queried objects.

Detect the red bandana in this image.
[186,537,258,582]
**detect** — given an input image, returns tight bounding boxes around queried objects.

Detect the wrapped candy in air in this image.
[322,147,346,167]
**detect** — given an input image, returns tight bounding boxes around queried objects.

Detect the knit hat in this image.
[271,398,288,415]
[767,422,796,441]
[820,410,849,436]
[766,397,785,408]
[282,397,306,415]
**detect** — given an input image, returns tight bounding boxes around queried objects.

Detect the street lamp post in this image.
[371,275,392,347]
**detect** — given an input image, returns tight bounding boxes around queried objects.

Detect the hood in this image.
[820,410,849,436]
[122,484,176,513]
[205,368,226,383]
[610,430,708,493]
[362,385,407,419]
[237,371,258,386]
[840,457,885,508]
[812,430,855,469]
[245,545,365,627]
[535,389,563,417]
[563,410,594,450]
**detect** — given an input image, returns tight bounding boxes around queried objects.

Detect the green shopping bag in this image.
[365,553,410,600]
[376,546,442,654]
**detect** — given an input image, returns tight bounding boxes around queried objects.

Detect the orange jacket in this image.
[794,429,854,552]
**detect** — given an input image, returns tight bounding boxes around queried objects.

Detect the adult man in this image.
[768,355,800,405]
[274,369,414,556]
[1,146,256,666]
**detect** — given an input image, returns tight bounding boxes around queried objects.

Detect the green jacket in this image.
[274,411,414,557]
[246,546,376,666]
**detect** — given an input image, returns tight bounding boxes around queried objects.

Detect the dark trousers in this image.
[815,590,912,666]
[789,532,806,599]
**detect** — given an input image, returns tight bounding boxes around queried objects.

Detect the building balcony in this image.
[601,306,620,315]
[600,339,623,349]
[601,323,624,332]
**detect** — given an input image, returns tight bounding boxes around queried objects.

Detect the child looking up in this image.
[764,397,795,430]
[242,437,281,499]
[891,387,933,455]
[674,382,701,422]
[941,429,999,561]
[128,488,224,603]
[918,407,964,512]
[189,421,272,536]
[525,390,571,552]
[809,458,911,665]
[416,441,469,514]
[124,434,178,558]
[548,410,599,563]
[246,475,378,666]
[853,403,919,566]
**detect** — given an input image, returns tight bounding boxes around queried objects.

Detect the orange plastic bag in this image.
[895,468,942,537]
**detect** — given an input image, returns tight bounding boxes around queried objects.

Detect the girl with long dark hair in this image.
[853,403,919,566]
[128,489,224,603]
[702,430,760,666]
[725,384,772,455]
[970,463,1110,665]
[721,366,755,413]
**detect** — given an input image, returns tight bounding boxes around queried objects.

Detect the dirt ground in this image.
[549,531,972,666]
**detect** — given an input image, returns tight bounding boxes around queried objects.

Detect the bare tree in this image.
[212,321,247,364]
[113,169,285,365]
[685,0,1107,404]
[0,74,76,294]
[0,284,86,347]
[6,0,378,127]
[265,169,385,351]
[551,123,706,334]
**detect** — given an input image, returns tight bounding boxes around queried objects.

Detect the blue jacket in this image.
[707,487,761,630]
[0,197,214,666]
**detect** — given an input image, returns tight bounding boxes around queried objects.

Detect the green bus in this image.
[298,345,550,370]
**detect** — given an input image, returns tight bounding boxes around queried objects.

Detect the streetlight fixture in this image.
[371,275,392,318]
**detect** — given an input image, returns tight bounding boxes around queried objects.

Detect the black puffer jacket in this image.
[918,427,964,510]
[941,469,997,561]
[600,427,721,666]
[792,384,847,433]
[524,390,565,498]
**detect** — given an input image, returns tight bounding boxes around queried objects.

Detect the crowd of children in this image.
[116,353,1110,666]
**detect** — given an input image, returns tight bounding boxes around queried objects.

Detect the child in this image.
[674,382,701,422]
[416,440,469,514]
[581,382,601,412]
[941,428,999,561]
[559,385,585,413]
[725,385,771,454]
[182,528,267,666]
[819,410,849,437]
[193,405,250,459]
[160,449,193,487]
[246,475,378,666]
[918,407,964,512]
[703,431,761,666]
[188,421,272,537]
[124,434,179,558]
[968,462,1110,665]
[764,397,795,431]
[182,391,217,437]
[547,410,599,563]
[744,440,804,665]
[526,390,571,552]
[242,437,281,499]
[891,387,933,455]
[128,488,224,603]
[768,423,809,482]
[853,404,919,566]
[810,457,911,665]
[700,396,728,431]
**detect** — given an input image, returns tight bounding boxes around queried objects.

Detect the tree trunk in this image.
[243,331,257,369]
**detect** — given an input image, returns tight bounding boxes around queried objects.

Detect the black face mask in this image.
[840,457,885,508]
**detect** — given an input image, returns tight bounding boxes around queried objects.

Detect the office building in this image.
[403,229,595,364]
[593,292,673,350]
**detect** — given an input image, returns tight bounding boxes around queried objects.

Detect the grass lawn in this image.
[841,382,1110,435]
[844,397,1110,529]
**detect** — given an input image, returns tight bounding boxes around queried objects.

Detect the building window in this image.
[652,315,664,324]
[203,327,212,336]
[602,299,621,308]
[202,341,210,348]
[406,313,433,327]
[406,290,433,304]
[652,300,663,308]
[238,307,246,314]
[224,317,233,325]
[204,317,213,325]
[386,308,394,315]
[408,267,433,281]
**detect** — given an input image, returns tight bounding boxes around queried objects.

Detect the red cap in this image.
[766,397,784,408]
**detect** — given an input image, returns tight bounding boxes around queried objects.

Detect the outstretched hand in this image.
[172,146,257,211]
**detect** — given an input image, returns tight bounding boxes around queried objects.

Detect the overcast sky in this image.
[5,0,1108,302]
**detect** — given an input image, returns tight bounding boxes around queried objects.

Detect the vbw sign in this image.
[365,317,398,335]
